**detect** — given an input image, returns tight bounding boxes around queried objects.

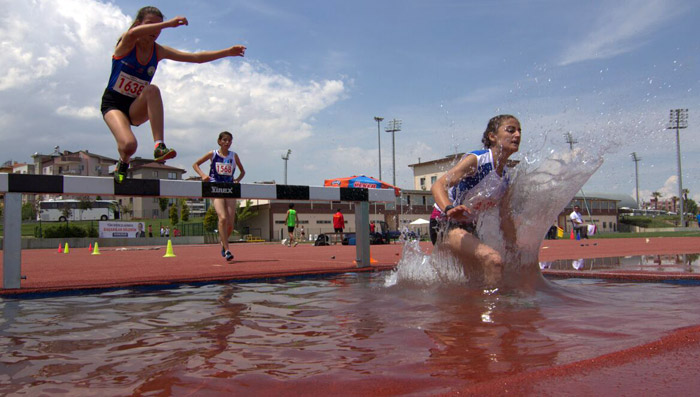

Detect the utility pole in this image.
[564,132,592,223]
[631,152,641,209]
[564,132,578,150]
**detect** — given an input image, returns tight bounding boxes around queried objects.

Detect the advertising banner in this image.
[99,221,147,238]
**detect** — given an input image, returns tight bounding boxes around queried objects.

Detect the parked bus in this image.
[37,199,117,222]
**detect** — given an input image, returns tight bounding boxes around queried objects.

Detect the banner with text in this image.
[99,221,147,238]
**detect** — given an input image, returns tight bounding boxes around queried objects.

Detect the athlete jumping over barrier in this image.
[101,6,246,183]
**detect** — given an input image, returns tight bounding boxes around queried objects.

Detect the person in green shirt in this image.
[285,203,299,247]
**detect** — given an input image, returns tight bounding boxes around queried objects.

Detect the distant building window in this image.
[430,176,437,185]
[316,220,331,224]
[168,172,177,179]
[420,177,426,189]
[152,171,159,178]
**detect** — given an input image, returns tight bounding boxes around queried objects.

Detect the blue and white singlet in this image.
[106,45,159,98]
[432,149,510,223]
[208,150,237,183]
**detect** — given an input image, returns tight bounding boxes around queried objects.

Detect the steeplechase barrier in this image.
[0,174,396,289]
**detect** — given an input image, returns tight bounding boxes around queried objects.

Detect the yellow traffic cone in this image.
[163,239,176,257]
[64,242,70,254]
[92,242,101,255]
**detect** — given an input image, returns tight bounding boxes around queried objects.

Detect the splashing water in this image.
[387,147,603,291]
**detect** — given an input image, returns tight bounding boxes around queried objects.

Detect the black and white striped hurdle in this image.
[1,174,396,289]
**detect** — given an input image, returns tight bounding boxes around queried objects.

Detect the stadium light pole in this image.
[374,116,384,181]
[668,109,688,226]
[385,119,402,187]
[385,119,402,230]
[631,152,641,209]
[281,149,292,185]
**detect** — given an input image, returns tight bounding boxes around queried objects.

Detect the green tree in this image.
[181,200,190,222]
[21,202,37,221]
[121,203,133,220]
[77,196,93,221]
[169,204,179,226]
[203,205,218,232]
[235,200,258,233]
[159,198,169,218]
[686,199,697,215]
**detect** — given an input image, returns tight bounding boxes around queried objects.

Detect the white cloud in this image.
[55,105,101,120]
[558,0,681,66]
[0,0,346,184]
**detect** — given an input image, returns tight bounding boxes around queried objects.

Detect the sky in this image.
[1,0,699,204]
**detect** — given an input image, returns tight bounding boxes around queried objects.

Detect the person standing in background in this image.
[285,204,299,247]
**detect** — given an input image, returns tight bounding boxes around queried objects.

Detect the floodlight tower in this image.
[281,149,292,185]
[385,119,402,187]
[631,152,641,209]
[374,116,384,180]
[668,109,688,226]
[564,132,592,223]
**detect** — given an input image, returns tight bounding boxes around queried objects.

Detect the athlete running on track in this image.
[193,131,246,261]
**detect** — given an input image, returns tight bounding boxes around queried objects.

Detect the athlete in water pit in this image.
[430,114,521,287]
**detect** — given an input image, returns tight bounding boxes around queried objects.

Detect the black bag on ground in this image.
[314,234,330,246]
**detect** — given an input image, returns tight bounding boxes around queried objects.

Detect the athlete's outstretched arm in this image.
[116,17,188,56]
[158,44,246,64]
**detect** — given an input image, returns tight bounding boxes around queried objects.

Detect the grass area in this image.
[620,214,695,229]
[0,218,207,237]
[594,231,700,239]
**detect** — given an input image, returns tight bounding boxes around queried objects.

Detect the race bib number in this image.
[216,162,233,176]
[112,71,148,98]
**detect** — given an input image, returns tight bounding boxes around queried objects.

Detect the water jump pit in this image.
[1,237,700,395]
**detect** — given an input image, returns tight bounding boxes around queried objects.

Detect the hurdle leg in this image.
[3,193,22,289]
[354,201,370,268]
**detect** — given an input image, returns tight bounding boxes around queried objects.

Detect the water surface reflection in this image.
[1,273,699,395]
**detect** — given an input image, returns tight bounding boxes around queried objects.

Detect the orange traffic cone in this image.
[88,242,92,252]
[353,250,379,265]
[570,230,575,240]
[58,243,63,253]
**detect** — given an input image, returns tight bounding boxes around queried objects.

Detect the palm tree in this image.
[651,191,662,210]
[671,196,679,213]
